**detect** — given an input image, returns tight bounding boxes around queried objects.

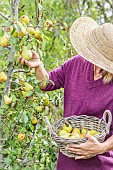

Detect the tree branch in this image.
[12,68,32,74]
[12,0,20,21]
[0,12,12,23]
[22,124,38,164]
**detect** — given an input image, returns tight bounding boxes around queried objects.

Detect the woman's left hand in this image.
[66,133,106,160]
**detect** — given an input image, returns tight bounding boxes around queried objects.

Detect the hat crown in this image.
[89,23,113,61]
[70,17,113,73]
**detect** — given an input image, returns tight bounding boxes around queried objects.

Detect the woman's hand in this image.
[18,50,41,68]
[66,134,106,160]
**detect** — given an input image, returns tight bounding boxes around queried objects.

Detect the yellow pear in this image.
[72,127,80,134]
[81,128,88,136]
[18,133,26,141]
[45,20,53,28]
[88,130,100,136]
[24,82,33,92]
[69,133,80,139]
[10,26,18,38]
[80,133,85,139]
[58,129,70,138]
[36,106,43,112]
[22,91,28,98]
[20,15,30,24]
[62,123,72,133]
[4,95,12,104]
[27,26,35,35]
[21,46,32,61]
[0,72,7,82]
[16,21,26,37]
[34,28,43,41]
[0,32,10,47]
[32,117,38,125]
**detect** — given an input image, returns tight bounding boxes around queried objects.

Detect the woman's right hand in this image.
[18,50,41,68]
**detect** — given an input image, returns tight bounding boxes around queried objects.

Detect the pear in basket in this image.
[69,133,80,139]
[71,127,80,134]
[58,129,70,138]
[88,130,100,136]
[62,123,72,133]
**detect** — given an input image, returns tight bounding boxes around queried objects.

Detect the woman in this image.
[19,17,113,170]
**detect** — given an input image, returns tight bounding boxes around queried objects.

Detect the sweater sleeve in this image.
[41,54,84,91]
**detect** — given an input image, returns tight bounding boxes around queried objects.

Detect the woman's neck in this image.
[94,65,103,81]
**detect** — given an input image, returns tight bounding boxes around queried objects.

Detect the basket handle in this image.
[101,110,112,135]
[44,116,57,137]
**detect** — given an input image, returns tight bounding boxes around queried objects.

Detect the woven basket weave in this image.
[45,110,112,158]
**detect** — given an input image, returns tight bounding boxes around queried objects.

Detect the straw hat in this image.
[70,17,113,74]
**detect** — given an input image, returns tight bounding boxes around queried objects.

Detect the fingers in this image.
[86,133,98,142]
[18,56,28,66]
[75,155,92,160]
[31,50,39,59]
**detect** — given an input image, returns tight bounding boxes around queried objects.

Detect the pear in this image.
[4,95,12,104]
[72,127,80,134]
[20,15,30,24]
[24,82,33,92]
[34,28,43,41]
[27,26,35,35]
[21,46,32,61]
[36,106,43,112]
[0,72,7,82]
[45,20,53,29]
[58,129,70,138]
[32,117,38,125]
[81,128,88,136]
[0,32,10,47]
[88,130,100,136]
[62,123,72,133]
[69,133,80,139]
[16,21,26,37]
[80,133,85,139]
[18,133,25,141]
[22,91,28,98]
[43,98,49,106]
[10,26,18,38]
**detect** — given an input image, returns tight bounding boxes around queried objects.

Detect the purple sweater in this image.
[43,55,113,170]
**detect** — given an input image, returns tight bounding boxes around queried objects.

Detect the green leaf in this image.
[4,156,12,166]
[0,26,4,36]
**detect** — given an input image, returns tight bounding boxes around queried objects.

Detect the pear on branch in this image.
[4,95,12,104]
[0,72,7,82]
[20,15,30,24]
[27,25,35,35]
[34,28,43,41]
[0,31,10,47]
[31,117,38,125]
[10,26,18,38]
[16,21,26,37]
[21,46,32,61]
[45,20,53,29]
[18,133,26,141]
[24,82,33,92]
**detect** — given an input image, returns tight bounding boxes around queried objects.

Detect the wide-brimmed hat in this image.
[70,17,113,73]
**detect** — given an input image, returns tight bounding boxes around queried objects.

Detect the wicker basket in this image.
[45,110,112,158]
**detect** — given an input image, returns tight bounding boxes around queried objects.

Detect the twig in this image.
[18,5,25,12]
[22,124,38,164]
[35,0,40,23]
[12,68,32,74]
[0,12,12,23]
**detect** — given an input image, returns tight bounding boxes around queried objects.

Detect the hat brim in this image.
[70,17,113,73]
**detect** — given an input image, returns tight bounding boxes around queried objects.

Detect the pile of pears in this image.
[58,122,100,139]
